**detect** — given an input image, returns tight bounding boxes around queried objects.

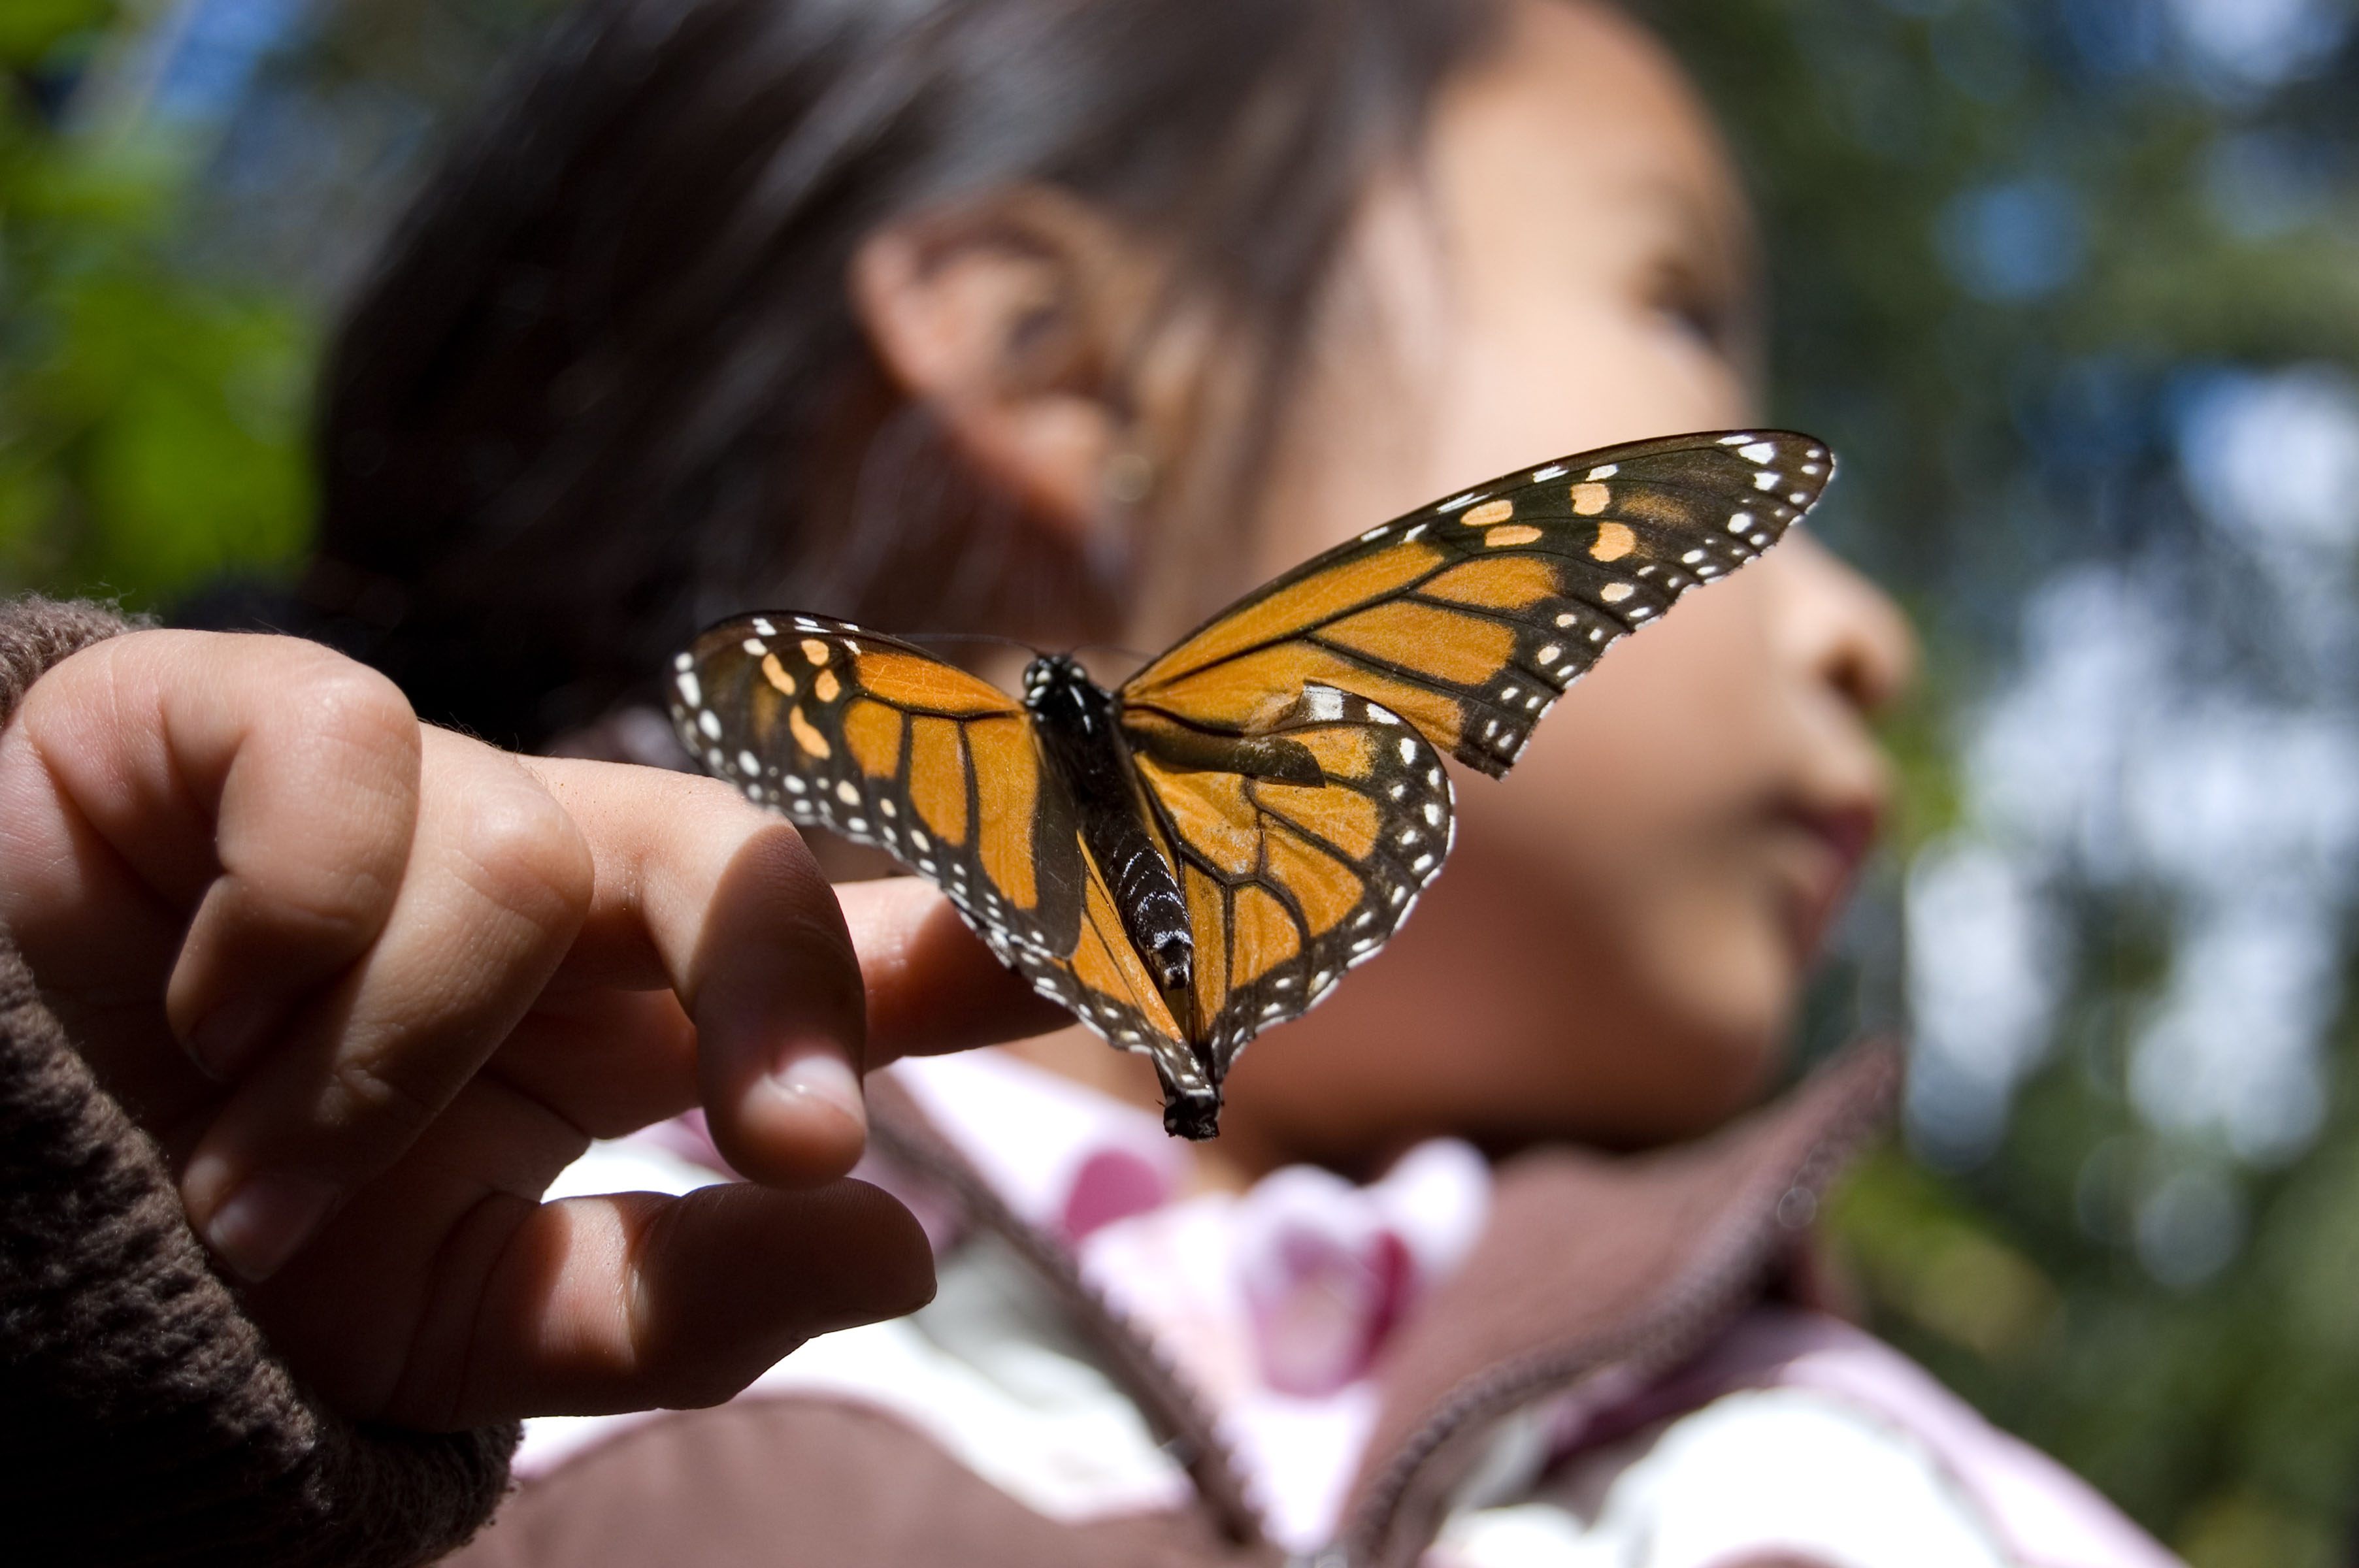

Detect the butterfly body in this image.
[1020,653,1195,1007]
[671,429,1836,1137]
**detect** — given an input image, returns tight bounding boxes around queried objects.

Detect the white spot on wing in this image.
[676,672,701,706]
[1585,463,1619,480]
[1737,440,1776,464]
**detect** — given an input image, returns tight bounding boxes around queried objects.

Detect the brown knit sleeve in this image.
[0,596,518,1567]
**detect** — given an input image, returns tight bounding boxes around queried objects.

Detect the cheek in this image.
[1229,583,1813,1152]
[1460,578,1800,995]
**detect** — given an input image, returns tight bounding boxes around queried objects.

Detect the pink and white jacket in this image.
[459,1043,2180,1568]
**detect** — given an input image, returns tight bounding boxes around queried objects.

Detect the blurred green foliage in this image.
[1651,3,2359,1561]
[0,4,312,606]
[7,2,2359,1563]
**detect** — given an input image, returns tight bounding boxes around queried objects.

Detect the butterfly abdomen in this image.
[1023,656,1196,1000]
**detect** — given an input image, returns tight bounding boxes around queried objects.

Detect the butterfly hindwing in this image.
[1123,687,1453,1079]
[668,614,1088,981]
[1120,430,1832,778]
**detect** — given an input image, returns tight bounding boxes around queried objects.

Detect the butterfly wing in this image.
[1110,429,1830,1086]
[1120,429,1832,778]
[668,613,1091,991]
[1123,689,1454,1087]
[670,613,1221,1114]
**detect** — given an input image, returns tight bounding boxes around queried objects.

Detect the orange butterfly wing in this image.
[1109,429,1832,1086]
[1122,429,1833,777]
[672,614,1085,985]
[1123,690,1454,1087]
[671,615,1217,1102]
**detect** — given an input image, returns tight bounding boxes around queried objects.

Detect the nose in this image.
[1765,530,1917,718]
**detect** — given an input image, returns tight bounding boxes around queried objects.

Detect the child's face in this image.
[1133,0,1915,1166]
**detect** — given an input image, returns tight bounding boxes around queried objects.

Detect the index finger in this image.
[833,874,1068,1062]
[516,759,1061,1184]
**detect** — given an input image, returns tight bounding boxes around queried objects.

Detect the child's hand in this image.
[0,629,1063,1428]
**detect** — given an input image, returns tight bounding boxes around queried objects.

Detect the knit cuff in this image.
[0,595,519,1567]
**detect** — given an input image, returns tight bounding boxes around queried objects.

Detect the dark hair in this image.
[315,0,1501,749]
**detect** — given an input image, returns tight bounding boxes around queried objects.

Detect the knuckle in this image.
[320,1045,446,1150]
[676,770,783,838]
[451,766,594,934]
[229,855,398,946]
[280,649,418,762]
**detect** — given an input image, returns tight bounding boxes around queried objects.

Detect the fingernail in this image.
[184,993,278,1081]
[766,1051,864,1130]
[203,1170,340,1282]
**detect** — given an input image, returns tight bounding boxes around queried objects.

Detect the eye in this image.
[1645,256,1741,357]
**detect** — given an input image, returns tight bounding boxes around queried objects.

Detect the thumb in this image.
[421,1179,933,1426]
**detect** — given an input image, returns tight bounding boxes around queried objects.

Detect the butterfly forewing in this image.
[1121,430,1832,778]
[668,614,1089,983]
[1123,687,1453,1079]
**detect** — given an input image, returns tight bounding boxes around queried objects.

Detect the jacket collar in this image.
[1336,1041,1899,1567]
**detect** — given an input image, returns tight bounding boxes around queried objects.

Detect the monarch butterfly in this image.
[670,429,1832,1137]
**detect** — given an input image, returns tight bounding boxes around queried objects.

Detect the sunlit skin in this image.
[962,0,1916,1180]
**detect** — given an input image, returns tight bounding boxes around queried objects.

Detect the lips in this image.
[1770,799,1881,963]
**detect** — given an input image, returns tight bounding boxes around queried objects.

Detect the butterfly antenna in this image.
[899,631,1046,657]
[1071,641,1152,665]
